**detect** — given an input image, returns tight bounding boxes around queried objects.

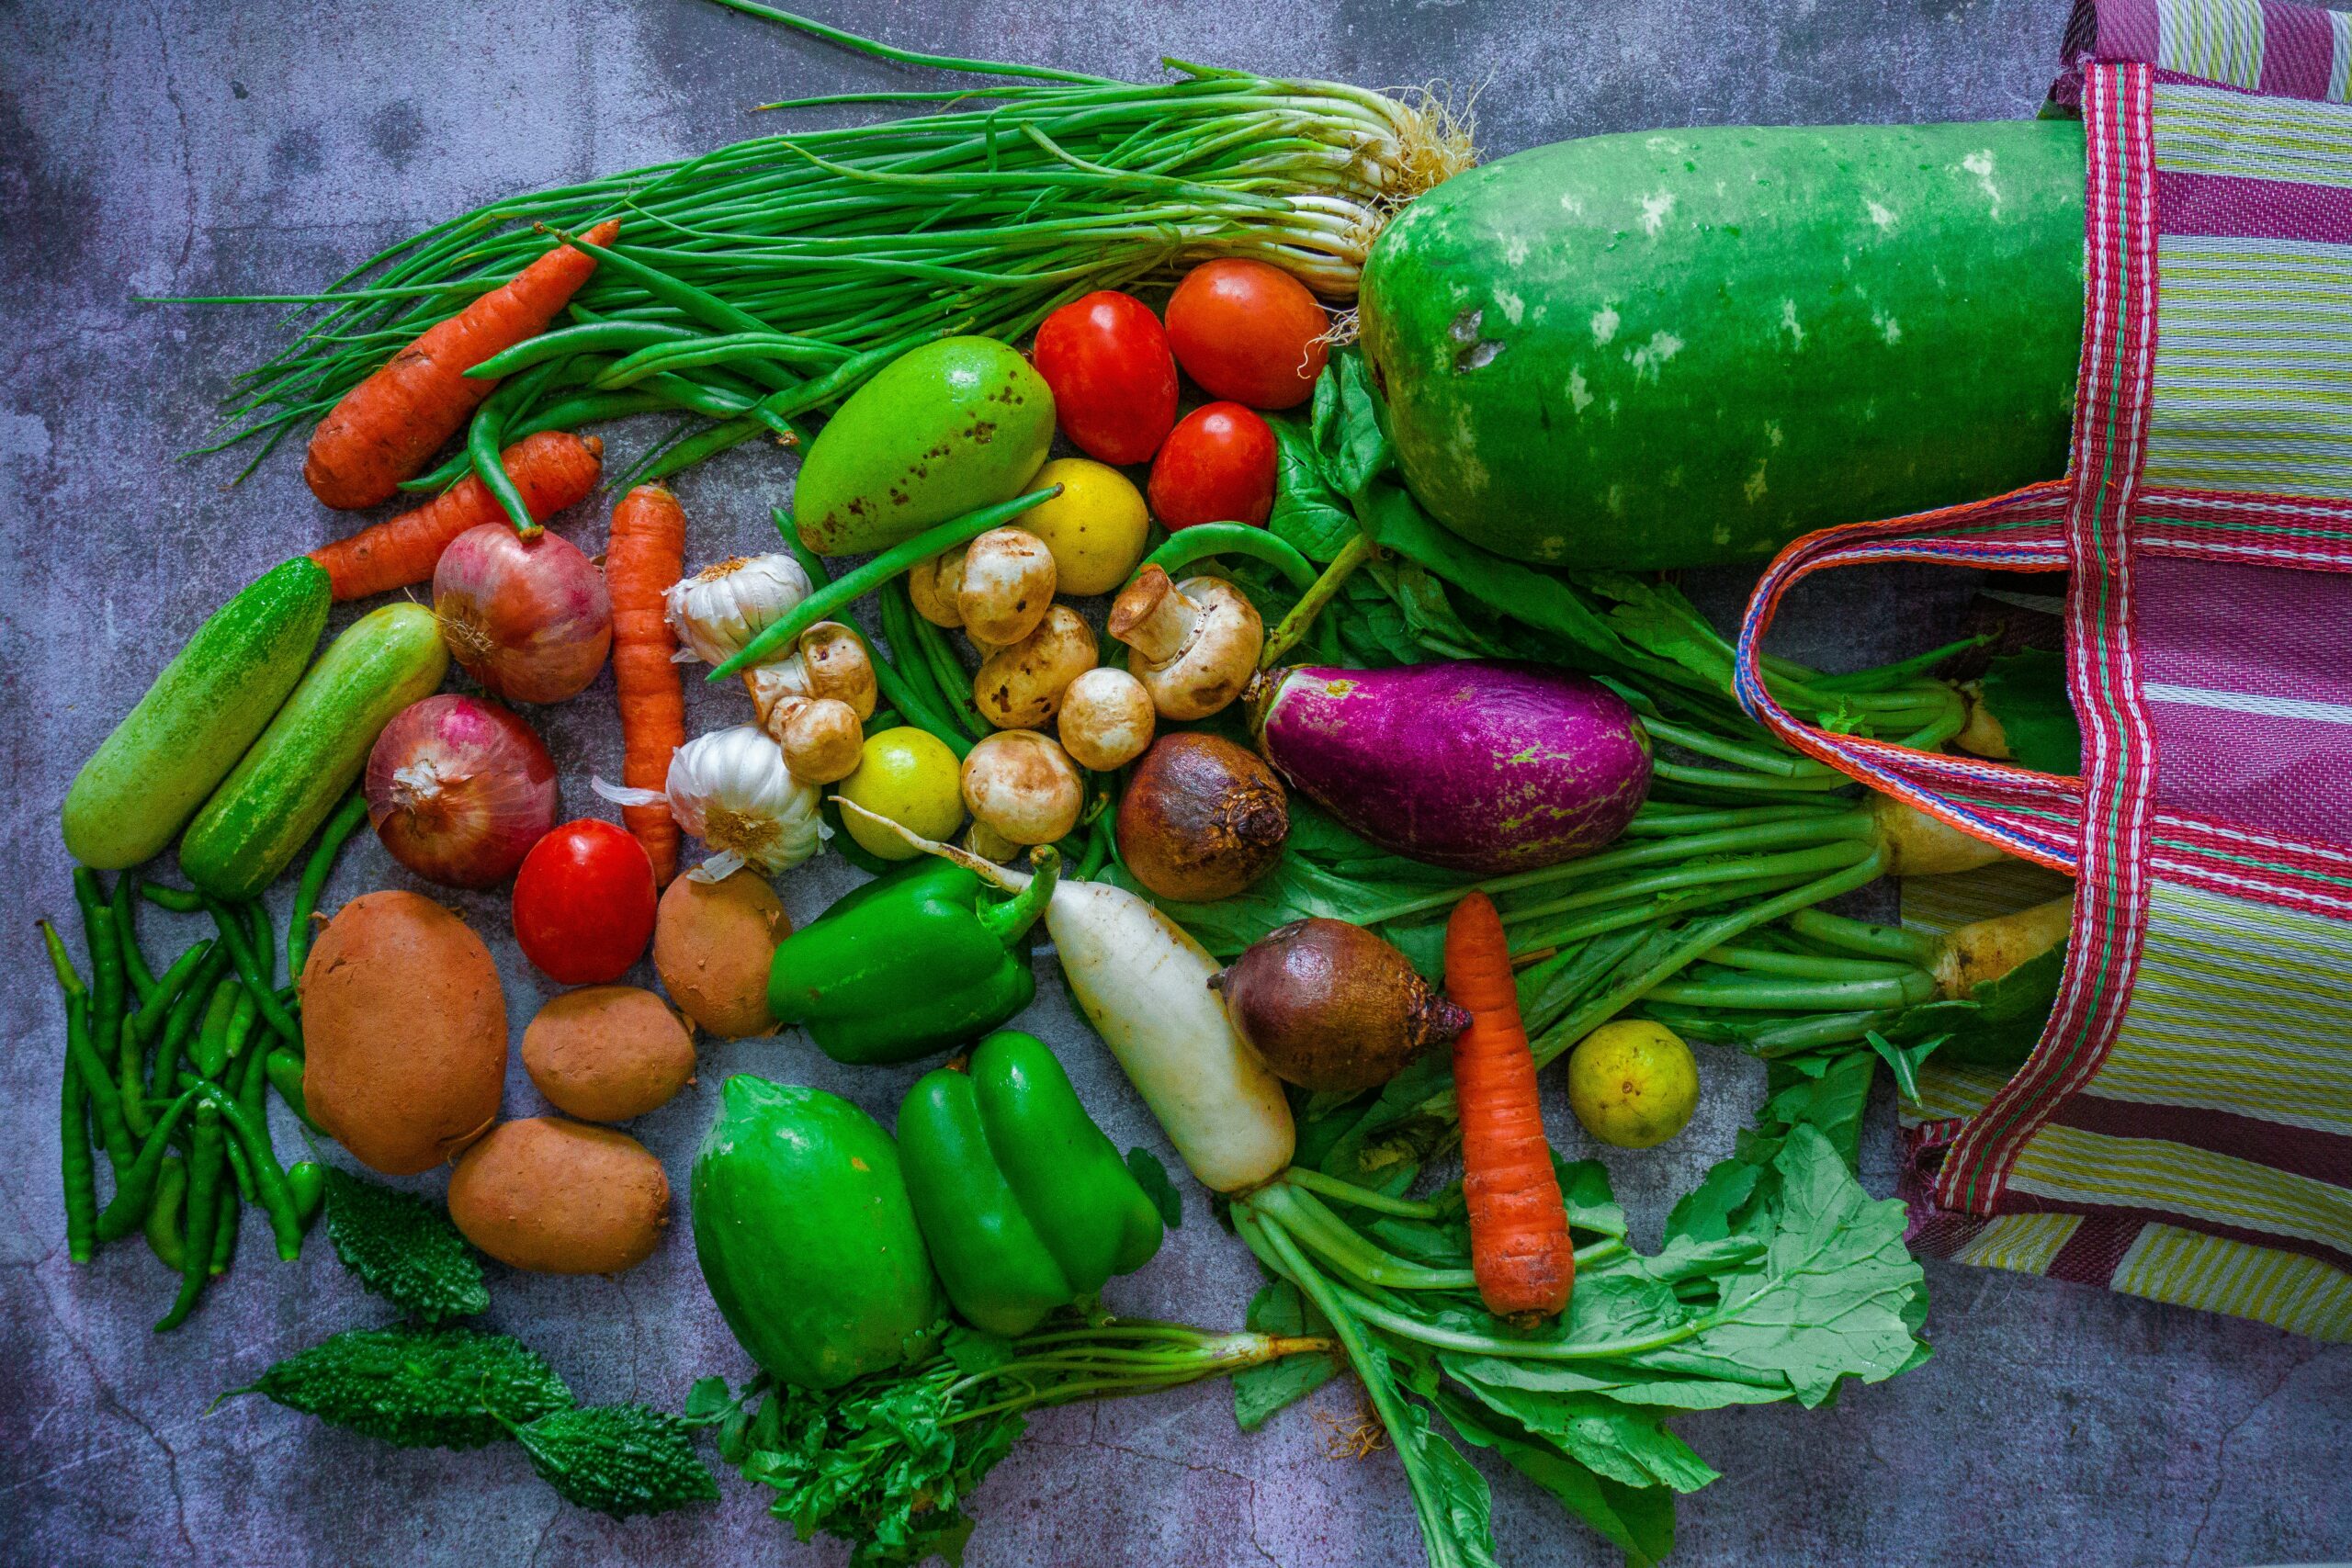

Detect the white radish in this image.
[838,800,1295,1193]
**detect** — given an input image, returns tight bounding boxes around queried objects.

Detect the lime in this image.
[1019,457,1149,596]
[836,729,965,859]
[1566,1020,1700,1148]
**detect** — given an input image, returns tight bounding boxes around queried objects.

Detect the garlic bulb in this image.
[596,726,822,881]
[664,554,813,666]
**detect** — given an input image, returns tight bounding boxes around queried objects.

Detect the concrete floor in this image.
[3,2,2346,1564]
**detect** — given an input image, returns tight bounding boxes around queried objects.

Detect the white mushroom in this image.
[1106,568,1263,720]
[1056,667,1157,771]
[742,621,877,782]
[973,604,1097,730]
[956,527,1057,647]
[906,544,971,629]
[960,731,1084,846]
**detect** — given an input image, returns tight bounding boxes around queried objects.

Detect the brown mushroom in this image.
[1056,667,1156,771]
[961,731,1085,846]
[1107,568,1263,720]
[973,604,1097,729]
[906,544,971,629]
[956,527,1057,647]
[743,621,876,783]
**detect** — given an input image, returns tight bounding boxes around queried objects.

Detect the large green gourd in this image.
[1359,119,2086,569]
[690,1077,944,1391]
[792,335,1055,557]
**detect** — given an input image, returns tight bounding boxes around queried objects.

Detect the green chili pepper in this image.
[138,881,205,914]
[78,872,138,1136]
[221,989,259,1085]
[191,979,240,1081]
[202,897,300,1046]
[201,1086,307,1261]
[223,1125,257,1205]
[767,849,1059,1066]
[144,1156,187,1272]
[43,921,131,1174]
[94,1086,203,1243]
[157,1100,223,1332]
[286,1162,328,1234]
[112,874,158,1006]
[133,939,213,1047]
[150,942,228,1103]
[61,1047,97,1264]
[897,1030,1166,1336]
[264,1049,320,1134]
[288,790,368,984]
[211,1150,243,1275]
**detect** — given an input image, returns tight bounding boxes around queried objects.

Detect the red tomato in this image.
[1031,291,1179,465]
[1164,259,1329,410]
[512,818,658,985]
[1148,402,1276,530]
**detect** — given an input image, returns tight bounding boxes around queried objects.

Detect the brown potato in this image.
[300,891,505,1176]
[447,1118,671,1275]
[522,986,696,1122]
[652,869,788,1038]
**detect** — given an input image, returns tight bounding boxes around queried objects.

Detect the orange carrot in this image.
[302,219,621,509]
[1445,890,1575,1322]
[308,431,603,601]
[606,485,688,886]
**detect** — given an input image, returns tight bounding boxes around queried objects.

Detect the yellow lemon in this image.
[1019,457,1149,596]
[836,728,965,859]
[1566,1020,1700,1148]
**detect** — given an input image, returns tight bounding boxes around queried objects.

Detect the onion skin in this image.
[433,524,613,705]
[1212,918,1469,1092]
[364,694,559,888]
[1250,660,1651,874]
[1116,733,1288,902]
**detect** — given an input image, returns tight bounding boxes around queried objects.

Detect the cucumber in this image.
[1360,118,2086,569]
[179,604,448,899]
[63,558,331,868]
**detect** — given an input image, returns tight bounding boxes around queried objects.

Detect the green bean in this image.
[143,1156,187,1271]
[286,1162,328,1234]
[95,1087,202,1243]
[288,790,369,984]
[1142,521,1318,594]
[112,874,158,1005]
[156,1100,223,1332]
[872,576,974,758]
[265,1049,320,1133]
[905,592,992,740]
[201,1086,306,1261]
[775,506,828,583]
[593,330,851,387]
[61,1047,96,1263]
[398,385,673,492]
[548,228,796,385]
[137,881,205,914]
[42,921,132,1173]
[712,483,1065,679]
[190,980,239,1081]
[132,939,213,1049]
[633,415,766,484]
[202,897,300,1046]
[467,358,569,536]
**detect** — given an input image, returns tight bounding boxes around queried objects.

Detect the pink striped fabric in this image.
[2054,0,2352,105]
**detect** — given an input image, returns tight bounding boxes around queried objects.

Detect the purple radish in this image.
[1247,660,1651,874]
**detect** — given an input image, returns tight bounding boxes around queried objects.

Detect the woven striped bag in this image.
[1730,0,2352,1339]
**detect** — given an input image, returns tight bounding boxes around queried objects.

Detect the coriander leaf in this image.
[229,1325,572,1450]
[1125,1146,1182,1230]
[1431,1386,1675,1568]
[323,1166,489,1325]
[1668,1126,1928,1405]
[1268,414,1362,563]
[516,1404,719,1518]
[1234,1280,1340,1430]
[1444,1367,1719,1493]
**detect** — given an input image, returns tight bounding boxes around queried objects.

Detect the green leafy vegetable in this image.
[229,1325,573,1450]
[1123,1146,1183,1231]
[323,1166,490,1324]
[1233,1280,1341,1430]
[513,1404,721,1518]
[1268,414,1362,563]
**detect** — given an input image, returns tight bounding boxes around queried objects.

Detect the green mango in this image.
[690,1076,944,1390]
[792,335,1055,556]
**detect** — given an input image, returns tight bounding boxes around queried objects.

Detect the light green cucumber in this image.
[63,558,331,868]
[792,335,1054,557]
[1360,118,2086,569]
[178,604,447,899]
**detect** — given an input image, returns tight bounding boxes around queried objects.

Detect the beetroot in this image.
[1247,660,1651,874]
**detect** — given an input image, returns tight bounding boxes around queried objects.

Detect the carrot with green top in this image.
[303,220,620,509]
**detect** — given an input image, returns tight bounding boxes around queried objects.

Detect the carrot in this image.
[302,219,621,509]
[1445,890,1574,1322]
[607,485,688,886]
[307,431,603,601]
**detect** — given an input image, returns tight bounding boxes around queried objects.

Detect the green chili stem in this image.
[714,483,1064,678]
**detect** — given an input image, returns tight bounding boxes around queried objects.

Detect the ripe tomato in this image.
[512,818,658,985]
[1031,291,1179,465]
[1148,401,1276,530]
[1164,259,1329,410]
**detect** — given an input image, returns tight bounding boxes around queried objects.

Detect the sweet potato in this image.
[652,868,788,1038]
[522,985,696,1122]
[447,1118,670,1275]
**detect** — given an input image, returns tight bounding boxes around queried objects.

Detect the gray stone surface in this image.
[3,2,2346,1564]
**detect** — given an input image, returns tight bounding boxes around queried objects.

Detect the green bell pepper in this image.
[898,1030,1166,1336]
[767,850,1059,1066]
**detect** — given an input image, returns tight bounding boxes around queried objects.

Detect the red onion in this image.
[365,694,560,888]
[433,524,612,704]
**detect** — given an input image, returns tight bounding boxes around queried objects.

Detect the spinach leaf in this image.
[1268,413,1363,563]
[1234,1280,1341,1431]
